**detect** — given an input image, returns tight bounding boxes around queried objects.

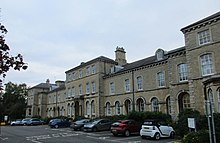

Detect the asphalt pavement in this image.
[0,125,178,143]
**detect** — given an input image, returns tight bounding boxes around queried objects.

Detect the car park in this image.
[84,119,112,132]
[140,119,175,140]
[48,118,71,128]
[110,119,141,137]
[26,118,45,126]
[70,118,91,131]
[10,119,23,126]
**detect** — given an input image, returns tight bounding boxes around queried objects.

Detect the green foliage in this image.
[127,111,172,124]
[1,82,27,120]
[182,129,220,143]
[182,130,209,143]
[174,109,207,137]
[99,114,127,122]
[0,23,27,86]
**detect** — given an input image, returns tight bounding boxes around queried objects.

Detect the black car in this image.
[70,119,91,131]
[48,118,71,128]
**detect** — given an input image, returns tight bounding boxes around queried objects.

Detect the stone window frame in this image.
[157,71,165,87]
[72,86,75,96]
[200,53,214,76]
[86,66,90,76]
[197,29,211,46]
[109,82,115,95]
[91,81,96,93]
[86,82,90,94]
[137,98,144,112]
[151,97,159,112]
[115,101,121,115]
[178,63,188,82]
[166,96,171,115]
[91,65,96,74]
[91,100,95,114]
[106,102,111,116]
[79,84,82,95]
[86,101,90,116]
[124,79,130,92]
[137,76,143,91]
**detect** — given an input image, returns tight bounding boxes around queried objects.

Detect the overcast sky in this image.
[1,0,220,87]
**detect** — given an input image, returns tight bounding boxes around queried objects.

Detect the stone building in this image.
[26,11,220,120]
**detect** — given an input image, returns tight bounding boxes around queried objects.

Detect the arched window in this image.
[178,93,190,113]
[67,104,71,116]
[137,98,144,112]
[166,96,171,114]
[125,99,132,114]
[106,102,111,116]
[86,101,90,116]
[91,100,95,114]
[115,101,121,115]
[151,98,159,112]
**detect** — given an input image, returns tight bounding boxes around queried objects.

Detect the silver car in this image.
[83,119,112,132]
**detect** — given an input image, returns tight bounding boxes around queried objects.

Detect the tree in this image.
[0,23,27,88]
[1,82,27,120]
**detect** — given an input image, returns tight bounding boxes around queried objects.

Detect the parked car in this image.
[70,118,91,131]
[140,119,175,140]
[110,119,141,137]
[26,118,45,126]
[48,118,71,128]
[22,118,32,125]
[10,119,23,126]
[84,119,112,132]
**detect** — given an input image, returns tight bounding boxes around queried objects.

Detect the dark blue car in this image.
[48,118,71,128]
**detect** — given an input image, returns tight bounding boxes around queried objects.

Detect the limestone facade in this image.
[26,12,220,120]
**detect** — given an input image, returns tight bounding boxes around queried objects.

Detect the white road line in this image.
[0,137,8,140]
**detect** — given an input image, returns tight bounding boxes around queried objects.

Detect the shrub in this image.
[174,109,207,137]
[182,130,209,143]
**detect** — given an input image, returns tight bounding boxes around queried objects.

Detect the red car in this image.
[110,120,141,137]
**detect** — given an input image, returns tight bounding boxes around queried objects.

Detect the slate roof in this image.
[29,83,56,90]
[104,46,185,77]
[66,56,117,73]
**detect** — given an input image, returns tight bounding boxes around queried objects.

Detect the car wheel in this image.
[92,127,97,132]
[154,133,160,140]
[55,125,59,129]
[170,131,175,138]
[124,130,130,137]
[113,133,118,136]
[141,135,146,139]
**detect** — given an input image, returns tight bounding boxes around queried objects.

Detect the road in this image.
[0,125,178,143]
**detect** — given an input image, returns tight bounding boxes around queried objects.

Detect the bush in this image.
[174,109,207,137]
[127,111,172,124]
[182,130,209,143]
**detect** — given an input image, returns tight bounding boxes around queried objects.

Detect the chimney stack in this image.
[115,46,127,66]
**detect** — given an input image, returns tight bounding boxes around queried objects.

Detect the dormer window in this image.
[156,49,164,61]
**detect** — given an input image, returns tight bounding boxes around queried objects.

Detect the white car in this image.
[140,119,175,140]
